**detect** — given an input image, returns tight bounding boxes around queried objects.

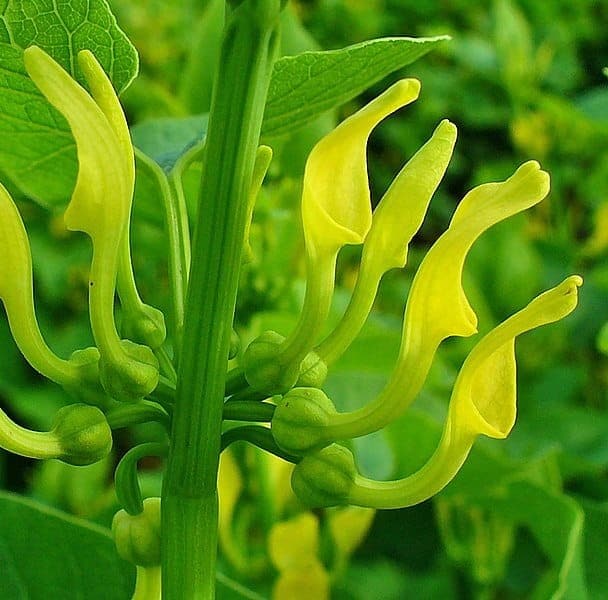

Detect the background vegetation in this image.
[0,0,606,598]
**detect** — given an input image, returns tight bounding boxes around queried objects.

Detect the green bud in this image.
[291,444,356,508]
[242,331,299,395]
[99,340,159,403]
[243,331,327,396]
[296,350,327,388]
[121,305,167,350]
[112,497,161,567]
[272,388,336,454]
[52,404,112,466]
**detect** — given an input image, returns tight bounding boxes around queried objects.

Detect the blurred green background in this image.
[1,0,607,598]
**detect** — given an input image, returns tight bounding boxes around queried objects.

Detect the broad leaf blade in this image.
[0,491,134,599]
[0,0,138,207]
[262,36,449,138]
[0,0,138,93]
[472,480,587,600]
[0,43,74,207]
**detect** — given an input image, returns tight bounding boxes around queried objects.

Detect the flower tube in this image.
[291,276,582,509]
[23,47,159,402]
[0,182,97,386]
[77,49,166,350]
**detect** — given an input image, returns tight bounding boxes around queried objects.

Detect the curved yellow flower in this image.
[317,119,457,364]
[0,182,95,386]
[278,79,421,370]
[344,275,582,509]
[325,161,552,441]
[23,46,159,402]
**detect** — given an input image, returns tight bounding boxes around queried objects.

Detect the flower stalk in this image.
[161,1,284,597]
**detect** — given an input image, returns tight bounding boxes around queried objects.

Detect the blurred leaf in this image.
[493,0,535,96]
[335,558,455,600]
[131,115,208,173]
[262,36,449,138]
[579,499,608,598]
[0,0,138,207]
[0,491,134,599]
[471,480,587,600]
[576,87,608,122]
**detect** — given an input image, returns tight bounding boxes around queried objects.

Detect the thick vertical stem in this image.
[161,2,282,598]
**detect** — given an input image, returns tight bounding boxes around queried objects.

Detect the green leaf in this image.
[262,36,449,138]
[0,0,137,92]
[0,491,134,599]
[580,499,608,598]
[0,0,138,207]
[472,480,587,600]
[131,115,208,173]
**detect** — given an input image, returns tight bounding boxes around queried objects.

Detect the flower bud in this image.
[272,388,337,454]
[243,331,299,395]
[112,497,161,567]
[52,404,112,466]
[291,444,356,508]
[121,304,167,350]
[296,350,327,389]
[99,340,159,403]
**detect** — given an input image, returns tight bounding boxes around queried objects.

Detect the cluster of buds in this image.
[229,79,582,510]
[0,47,168,467]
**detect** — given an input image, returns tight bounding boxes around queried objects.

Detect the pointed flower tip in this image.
[389,78,421,103]
[302,81,420,255]
[511,160,550,201]
[528,274,583,324]
[435,119,458,142]
[455,275,583,442]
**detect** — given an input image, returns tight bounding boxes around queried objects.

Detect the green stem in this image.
[222,401,275,422]
[220,426,300,463]
[135,149,189,351]
[161,2,282,598]
[0,408,63,459]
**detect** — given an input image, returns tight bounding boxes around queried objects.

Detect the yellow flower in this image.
[273,161,563,456]
[289,276,581,509]
[244,80,422,393]
[317,118,457,364]
[23,47,160,402]
[268,513,330,600]
[0,182,89,386]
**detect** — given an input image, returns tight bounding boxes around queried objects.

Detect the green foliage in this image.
[0,0,138,207]
[0,491,134,598]
[262,36,448,137]
[0,0,606,598]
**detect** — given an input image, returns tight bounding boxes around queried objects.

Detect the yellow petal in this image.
[363,119,457,273]
[302,79,420,256]
[0,183,78,384]
[315,119,456,365]
[325,161,551,440]
[268,512,319,571]
[452,275,582,439]
[23,46,131,241]
[218,448,243,529]
[0,182,32,306]
[327,506,375,557]
[403,161,550,355]
[346,276,582,509]
[272,560,329,600]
